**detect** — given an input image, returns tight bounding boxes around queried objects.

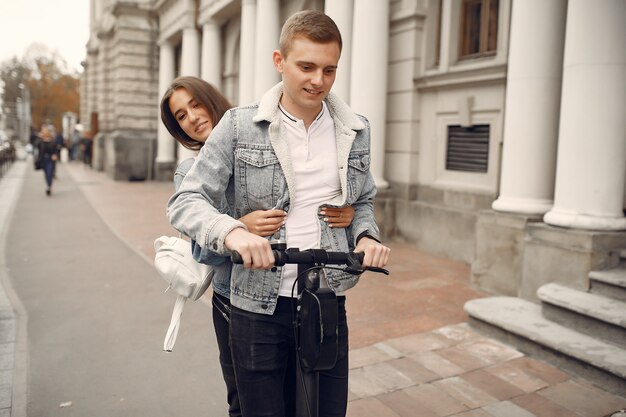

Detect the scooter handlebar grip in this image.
[231,251,243,264]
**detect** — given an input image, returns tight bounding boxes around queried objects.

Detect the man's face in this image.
[273,36,340,121]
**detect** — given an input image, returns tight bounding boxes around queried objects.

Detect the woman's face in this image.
[169,87,213,143]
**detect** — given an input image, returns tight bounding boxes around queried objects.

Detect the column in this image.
[181,26,200,76]
[201,21,222,89]
[325,0,354,103]
[239,0,256,105]
[492,0,567,214]
[254,0,280,99]
[179,27,201,162]
[544,0,626,230]
[156,42,176,169]
[349,0,389,188]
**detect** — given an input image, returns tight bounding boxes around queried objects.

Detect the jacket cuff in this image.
[355,231,381,245]
[204,214,248,255]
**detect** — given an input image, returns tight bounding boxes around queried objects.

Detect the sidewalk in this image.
[62,162,626,417]
[26,161,626,416]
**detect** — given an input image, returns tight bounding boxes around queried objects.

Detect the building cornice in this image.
[415,63,507,91]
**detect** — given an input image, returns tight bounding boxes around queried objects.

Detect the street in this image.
[3,160,226,416]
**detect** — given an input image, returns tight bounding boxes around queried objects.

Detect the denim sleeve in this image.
[175,159,228,265]
[191,240,227,265]
[348,117,381,247]
[167,110,247,255]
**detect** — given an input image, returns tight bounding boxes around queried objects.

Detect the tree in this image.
[0,43,80,136]
[0,57,31,134]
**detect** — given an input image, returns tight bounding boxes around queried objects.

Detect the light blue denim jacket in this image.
[167,82,380,314]
[174,158,230,299]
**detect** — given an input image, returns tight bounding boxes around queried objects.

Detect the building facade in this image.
[80,0,626,300]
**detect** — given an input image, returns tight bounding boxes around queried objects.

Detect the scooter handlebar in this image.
[231,248,364,266]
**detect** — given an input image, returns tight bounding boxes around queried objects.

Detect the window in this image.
[446,125,490,172]
[459,0,499,59]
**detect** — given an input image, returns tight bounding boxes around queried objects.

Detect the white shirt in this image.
[278,102,342,297]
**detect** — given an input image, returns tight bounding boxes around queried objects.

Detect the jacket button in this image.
[261,304,268,309]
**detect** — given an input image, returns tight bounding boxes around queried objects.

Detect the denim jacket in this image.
[174,158,230,299]
[167,82,380,314]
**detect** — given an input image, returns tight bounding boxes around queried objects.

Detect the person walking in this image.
[167,10,390,417]
[36,127,61,196]
[160,76,356,417]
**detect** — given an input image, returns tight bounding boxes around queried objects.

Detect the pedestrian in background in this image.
[80,131,93,165]
[35,127,61,196]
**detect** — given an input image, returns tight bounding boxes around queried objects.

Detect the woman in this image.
[160,76,355,417]
[36,127,61,196]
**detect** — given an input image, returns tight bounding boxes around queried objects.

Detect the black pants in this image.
[230,296,349,417]
[212,292,241,417]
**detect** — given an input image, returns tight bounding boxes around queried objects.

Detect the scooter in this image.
[232,245,389,417]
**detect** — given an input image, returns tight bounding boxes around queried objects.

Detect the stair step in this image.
[590,263,626,302]
[465,296,626,395]
[538,283,626,348]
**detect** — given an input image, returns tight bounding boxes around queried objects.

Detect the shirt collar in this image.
[278,102,327,126]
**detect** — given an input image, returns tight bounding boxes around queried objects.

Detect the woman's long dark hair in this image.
[160,76,232,150]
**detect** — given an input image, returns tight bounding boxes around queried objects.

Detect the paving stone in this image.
[409,351,465,378]
[433,376,499,409]
[349,362,415,398]
[386,356,440,384]
[347,396,401,417]
[373,342,405,360]
[385,331,454,356]
[511,393,585,417]
[538,380,626,417]
[433,323,481,344]
[449,409,492,417]
[404,383,468,416]
[484,362,550,393]
[0,408,9,417]
[436,346,492,372]
[457,339,524,364]
[378,389,439,417]
[460,369,526,400]
[350,345,397,369]
[508,357,570,385]
[482,400,538,417]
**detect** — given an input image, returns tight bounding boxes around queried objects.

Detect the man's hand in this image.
[224,227,275,269]
[354,236,390,268]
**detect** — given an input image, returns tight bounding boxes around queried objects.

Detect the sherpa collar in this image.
[253,82,365,131]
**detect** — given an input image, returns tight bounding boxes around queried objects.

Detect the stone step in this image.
[465,296,626,396]
[537,283,626,349]
[590,262,626,302]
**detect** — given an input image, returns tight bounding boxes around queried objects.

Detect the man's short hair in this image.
[279,10,342,57]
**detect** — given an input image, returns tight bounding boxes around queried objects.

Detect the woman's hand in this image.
[239,209,287,237]
[319,205,355,228]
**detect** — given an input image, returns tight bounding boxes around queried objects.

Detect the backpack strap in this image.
[163,295,186,352]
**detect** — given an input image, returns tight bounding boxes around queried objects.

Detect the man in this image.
[168,10,390,417]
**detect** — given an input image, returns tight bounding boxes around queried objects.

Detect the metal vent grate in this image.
[446,125,489,172]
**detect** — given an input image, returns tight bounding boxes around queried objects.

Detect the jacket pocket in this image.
[347,151,370,201]
[235,147,282,209]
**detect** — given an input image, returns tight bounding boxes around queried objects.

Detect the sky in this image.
[0,0,91,73]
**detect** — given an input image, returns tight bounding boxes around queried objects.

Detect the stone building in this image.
[81,0,626,391]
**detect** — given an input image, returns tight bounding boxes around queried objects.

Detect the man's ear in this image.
[273,50,284,73]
